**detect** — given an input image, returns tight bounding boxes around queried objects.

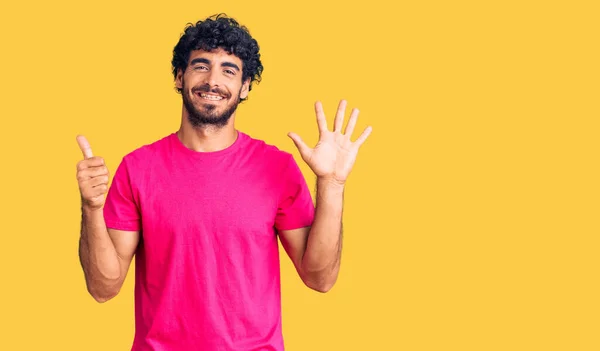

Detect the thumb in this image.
[287,132,311,159]
[76,135,94,159]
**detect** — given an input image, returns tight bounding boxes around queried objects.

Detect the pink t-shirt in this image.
[103,131,315,351]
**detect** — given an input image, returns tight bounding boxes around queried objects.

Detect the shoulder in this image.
[240,131,296,168]
[118,133,174,168]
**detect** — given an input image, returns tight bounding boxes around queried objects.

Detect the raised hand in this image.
[76,135,109,211]
[288,100,372,185]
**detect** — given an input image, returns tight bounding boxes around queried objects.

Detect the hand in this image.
[76,135,109,211]
[288,100,372,185]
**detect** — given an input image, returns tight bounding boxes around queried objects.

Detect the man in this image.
[76,14,372,350]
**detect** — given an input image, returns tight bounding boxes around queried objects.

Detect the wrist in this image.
[82,204,104,216]
[317,176,346,189]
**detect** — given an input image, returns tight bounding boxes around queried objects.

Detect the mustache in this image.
[191,84,230,99]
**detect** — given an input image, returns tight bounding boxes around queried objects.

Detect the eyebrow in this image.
[189,58,240,72]
[221,62,240,71]
[190,58,211,66]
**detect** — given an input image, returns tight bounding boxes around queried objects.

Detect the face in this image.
[176,48,250,128]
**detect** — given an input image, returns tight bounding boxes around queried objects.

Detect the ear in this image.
[175,68,184,90]
[240,78,251,99]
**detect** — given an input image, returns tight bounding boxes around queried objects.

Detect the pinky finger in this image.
[354,126,373,147]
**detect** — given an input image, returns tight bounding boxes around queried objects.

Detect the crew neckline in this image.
[170,130,247,158]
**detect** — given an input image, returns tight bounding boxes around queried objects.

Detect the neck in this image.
[177,112,238,152]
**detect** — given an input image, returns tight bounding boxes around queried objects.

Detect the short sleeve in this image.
[103,156,141,231]
[274,155,315,231]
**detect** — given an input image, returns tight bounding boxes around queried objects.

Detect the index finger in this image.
[76,135,94,159]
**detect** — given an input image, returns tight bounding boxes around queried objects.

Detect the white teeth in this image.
[200,93,223,101]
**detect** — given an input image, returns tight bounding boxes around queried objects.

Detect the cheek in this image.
[182,72,200,87]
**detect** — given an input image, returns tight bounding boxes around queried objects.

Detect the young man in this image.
[76,14,371,351]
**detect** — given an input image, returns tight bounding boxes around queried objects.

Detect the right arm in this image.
[78,208,139,303]
[76,135,140,303]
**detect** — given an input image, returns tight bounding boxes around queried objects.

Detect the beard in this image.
[182,82,242,128]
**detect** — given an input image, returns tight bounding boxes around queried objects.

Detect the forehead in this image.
[188,48,243,66]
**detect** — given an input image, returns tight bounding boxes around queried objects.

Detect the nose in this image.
[205,68,220,88]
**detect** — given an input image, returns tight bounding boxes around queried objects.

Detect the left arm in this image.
[279,177,344,293]
[280,100,372,293]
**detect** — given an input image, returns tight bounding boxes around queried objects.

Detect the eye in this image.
[194,65,208,71]
[224,69,236,75]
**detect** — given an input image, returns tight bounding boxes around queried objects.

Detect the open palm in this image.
[288,100,372,184]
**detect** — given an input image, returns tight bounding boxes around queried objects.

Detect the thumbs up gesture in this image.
[76,135,109,211]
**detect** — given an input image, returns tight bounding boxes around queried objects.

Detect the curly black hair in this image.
[171,14,263,100]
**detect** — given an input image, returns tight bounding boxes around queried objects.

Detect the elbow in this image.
[301,262,339,293]
[91,293,116,303]
[90,290,119,303]
[87,280,121,303]
[308,281,335,293]
[302,273,338,293]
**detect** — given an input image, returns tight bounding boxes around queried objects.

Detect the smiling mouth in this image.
[196,92,225,101]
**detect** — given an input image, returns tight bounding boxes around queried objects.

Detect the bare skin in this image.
[280,100,372,292]
[76,135,139,303]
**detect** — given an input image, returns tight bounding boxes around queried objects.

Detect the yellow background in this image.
[1,0,598,350]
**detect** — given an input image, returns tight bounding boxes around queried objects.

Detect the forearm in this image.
[301,177,344,289]
[79,206,121,302]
